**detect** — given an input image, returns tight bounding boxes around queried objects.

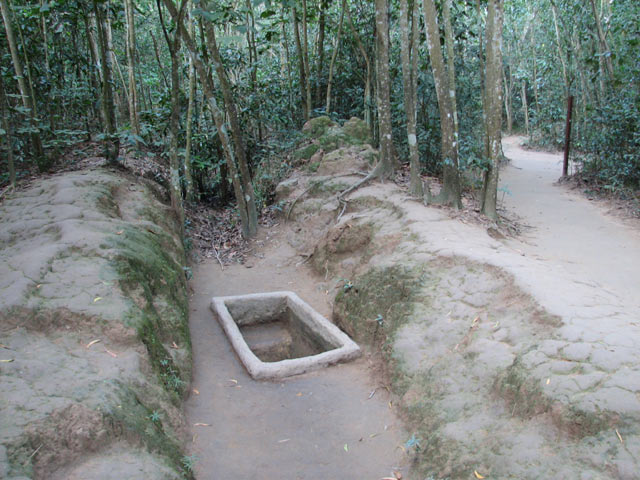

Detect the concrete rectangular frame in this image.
[211,291,361,380]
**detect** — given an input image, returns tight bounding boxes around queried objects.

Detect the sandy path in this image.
[501,136,640,304]
[185,229,408,479]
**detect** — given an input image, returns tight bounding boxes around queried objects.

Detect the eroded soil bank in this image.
[270,118,640,479]
[0,169,192,479]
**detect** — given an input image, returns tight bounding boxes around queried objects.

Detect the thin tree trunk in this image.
[374,0,395,178]
[124,0,140,135]
[326,0,346,114]
[480,0,504,220]
[205,21,258,236]
[301,0,312,115]
[589,0,614,79]
[184,3,196,202]
[550,1,569,97]
[0,0,46,168]
[422,0,461,207]
[162,0,257,238]
[292,7,308,120]
[93,0,119,163]
[113,52,130,111]
[0,74,15,186]
[315,0,327,105]
[281,19,294,118]
[400,0,424,197]
[442,0,459,141]
[521,81,529,136]
[158,0,184,227]
[38,0,55,133]
[105,10,120,126]
[503,68,513,134]
[346,7,372,132]
[150,31,170,90]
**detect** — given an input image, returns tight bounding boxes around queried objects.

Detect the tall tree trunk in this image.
[205,21,258,236]
[105,10,121,126]
[503,68,513,134]
[93,0,119,163]
[422,0,461,207]
[314,0,327,105]
[162,0,257,238]
[150,31,170,90]
[480,0,504,220]
[113,52,130,112]
[158,0,184,227]
[589,0,614,80]
[184,3,196,202]
[124,0,140,135]
[84,8,101,115]
[442,0,459,141]
[521,81,529,136]
[301,0,312,115]
[292,7,308,120]
[325,0,346,114]
[374,0,396,179]
[281,19,294,118]
[346,7,372,132]
[550,1,569,97]
[0,74,15,186]
[0,0,46,168]
[400,0,424,197]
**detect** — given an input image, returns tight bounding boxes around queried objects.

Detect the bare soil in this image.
[185,227,410,479]
[254,128,640,479]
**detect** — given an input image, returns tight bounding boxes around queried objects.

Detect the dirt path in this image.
[501,136,640,305]
[186,228,408,479]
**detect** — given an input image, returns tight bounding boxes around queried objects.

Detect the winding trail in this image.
[185,137,640,478]
[501,136,640,305]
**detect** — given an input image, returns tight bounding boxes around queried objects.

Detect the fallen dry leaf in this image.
[193,389,200,395]
[296,392,303,397]
[0,359,14,363]
[86,339,101,349]
[104,348,118,358]
[546,378,551,385]
[193,423,210,427]
[474,470,486,479]
[116,230,123,235]
[394,471,403,479]
[93,297,102,303]
[171,341,179,349]
[616,429,624,444]
[278,438,290,443]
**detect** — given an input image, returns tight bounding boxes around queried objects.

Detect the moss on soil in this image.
[293,143,320,161]
[333,264,422,345]
[302,116,336,139]
[110,224,191,398]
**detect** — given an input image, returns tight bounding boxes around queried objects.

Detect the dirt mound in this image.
[274,125,640,479]
[0,170,191,479]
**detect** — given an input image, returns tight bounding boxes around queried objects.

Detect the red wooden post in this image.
[563,95,574,177]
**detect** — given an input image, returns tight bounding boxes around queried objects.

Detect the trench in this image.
[184,229,409,479]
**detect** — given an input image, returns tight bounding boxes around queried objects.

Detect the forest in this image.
[1,0,639,232]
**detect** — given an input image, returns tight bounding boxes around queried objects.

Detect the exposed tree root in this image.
[285,172,369,221]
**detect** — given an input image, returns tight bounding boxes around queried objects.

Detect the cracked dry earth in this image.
[273,133,640,479]
[0,169,191,479]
